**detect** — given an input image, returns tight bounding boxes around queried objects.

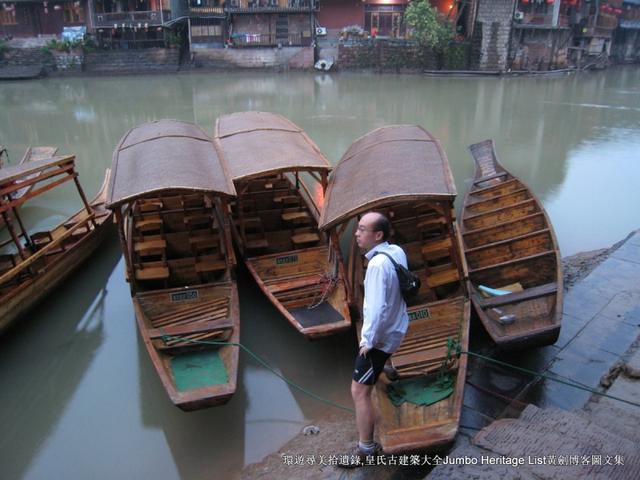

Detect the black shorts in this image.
[353,348,391,385]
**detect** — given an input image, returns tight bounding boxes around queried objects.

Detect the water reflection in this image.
[0,67,639,479]
[0,235,120,480]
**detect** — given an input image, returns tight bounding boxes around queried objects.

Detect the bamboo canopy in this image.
[107,119,236,209]
[318,125,457,231]
[214,111,331,181]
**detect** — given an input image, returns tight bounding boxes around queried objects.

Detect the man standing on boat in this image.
[341,211,409,467]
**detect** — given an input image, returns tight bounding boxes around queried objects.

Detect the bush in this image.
[42,37,98,54]
[405,0,455,53]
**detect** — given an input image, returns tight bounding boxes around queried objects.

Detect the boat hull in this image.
[461,139,563,350]
[133,283,240,411]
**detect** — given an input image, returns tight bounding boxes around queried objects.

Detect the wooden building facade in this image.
[0,0,87,37]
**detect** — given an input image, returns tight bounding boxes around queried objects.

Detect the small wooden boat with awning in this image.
[214,111,350,339]
[319,125,470,454]
[0,155,112,333]
[460,139,562,349]
[107,119,239,411]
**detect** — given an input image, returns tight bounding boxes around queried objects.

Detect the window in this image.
[0,7,17,26]
[64,3,85,24]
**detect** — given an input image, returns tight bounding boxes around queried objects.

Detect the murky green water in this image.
[0,67,639,479]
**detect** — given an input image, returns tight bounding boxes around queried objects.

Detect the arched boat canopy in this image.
[107,119,236,209]
[318,125,457,231]
[213,111,331,182]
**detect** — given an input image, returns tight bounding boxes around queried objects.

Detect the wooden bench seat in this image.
[134,238,167,256]
[274,194,301,206]
[135,264,169,281]
[416,215,447,230]
[135,215,162,232]
[183,212,212,227]
[473,171,508,185]
[195,258,226,273]
[189,234,219,251]
[291,232,320,246]
[424,264,460,288]
[137,199,163,213]
[31,231,53,247]
[475,282,558,309]
[149,319,233,339]
[392,345,449,371]
[281,211,311,224]
[421,236,452,260]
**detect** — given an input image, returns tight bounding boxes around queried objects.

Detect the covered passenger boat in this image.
[0,155,112,333]
[319,125,470,454]
[460,139,562,349]
[214,111,350,339]
[107,119,239,411]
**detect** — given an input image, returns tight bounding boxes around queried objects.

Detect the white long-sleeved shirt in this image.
[360,241,409,354]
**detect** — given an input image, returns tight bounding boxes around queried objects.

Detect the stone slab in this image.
[472,405,640,479]
[598,291,640,327]
[611,239,640,265]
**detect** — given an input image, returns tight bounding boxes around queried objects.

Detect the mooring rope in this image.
[159,335,640,418]
[307,272,341,310]
[447,338,640,409]
[161,334,355,413]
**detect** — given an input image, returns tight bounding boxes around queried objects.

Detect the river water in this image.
[0,67,639,479]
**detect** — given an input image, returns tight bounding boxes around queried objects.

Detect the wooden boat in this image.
[460,139,562,350]
[107,119,239,411]
[319,125,470,454]
[0,155,113,333]
[214,111,351,339]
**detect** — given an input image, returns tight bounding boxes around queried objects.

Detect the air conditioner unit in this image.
[315,27,327,36]
[514,11,524,21]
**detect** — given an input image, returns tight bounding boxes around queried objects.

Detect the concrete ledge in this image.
[191,46,313,69]
[84,48,180,74]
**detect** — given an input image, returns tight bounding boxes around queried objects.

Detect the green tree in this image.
[404,0,455,52]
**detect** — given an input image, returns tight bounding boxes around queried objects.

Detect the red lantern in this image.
[546,0,554,4]
[522,0,530,4]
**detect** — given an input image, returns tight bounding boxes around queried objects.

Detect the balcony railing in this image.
[514,13,569,28]
[94,10,171,28]
[580,13,618,37]
[230,32,310,47]
[226,0,315,13]
[189,6,225,15]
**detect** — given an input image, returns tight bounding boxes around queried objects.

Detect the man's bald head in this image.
[355,211,391,255]
[361,212,390,241]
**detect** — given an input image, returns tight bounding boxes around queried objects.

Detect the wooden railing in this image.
[94,10,171,28]
[189,6,225,14]
[230,32,308,47]
[226,0,315,12]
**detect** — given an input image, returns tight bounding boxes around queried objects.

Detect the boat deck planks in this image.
[460,139,563,350]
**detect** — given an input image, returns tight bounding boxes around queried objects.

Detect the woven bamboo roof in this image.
[214,111,331,182]
[107,119,236,208]
[318,125,456,231]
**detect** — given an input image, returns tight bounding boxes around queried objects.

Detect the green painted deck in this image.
[171,350,228,392]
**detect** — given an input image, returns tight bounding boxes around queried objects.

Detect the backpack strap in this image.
[373,251,400,268]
